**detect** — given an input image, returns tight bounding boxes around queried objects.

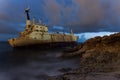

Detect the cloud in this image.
[0,0,120,36]
[41,0,120,32]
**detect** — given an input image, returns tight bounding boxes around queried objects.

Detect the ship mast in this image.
[25,8,31,30]
[25,8,30,20]
[25,0,30,20]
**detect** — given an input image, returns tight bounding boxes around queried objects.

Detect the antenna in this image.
[32,17,36,24]
[39,18,43,25]
[70,28,73,34]
[69,24,73,34]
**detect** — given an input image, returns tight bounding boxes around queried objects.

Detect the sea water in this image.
[0,42,80,80]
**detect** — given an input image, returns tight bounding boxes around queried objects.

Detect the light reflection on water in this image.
[0,42,80,80]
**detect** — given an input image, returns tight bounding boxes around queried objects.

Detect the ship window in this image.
[35,30,39,32]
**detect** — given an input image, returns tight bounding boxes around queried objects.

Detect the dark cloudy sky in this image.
[0,0,120,35]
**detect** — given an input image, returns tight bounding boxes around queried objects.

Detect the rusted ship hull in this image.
[8,36,78,49]
[9,40,77,49]
[10,42,78,49]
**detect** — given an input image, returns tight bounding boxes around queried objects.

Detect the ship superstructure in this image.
[8,8,79,48]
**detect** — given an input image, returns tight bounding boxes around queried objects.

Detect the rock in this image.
[50,32,120,80]
[77,32,120,73]
[62,32,120,73]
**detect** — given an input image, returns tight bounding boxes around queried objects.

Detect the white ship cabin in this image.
[23,8,49,34]
[25,18,49,33]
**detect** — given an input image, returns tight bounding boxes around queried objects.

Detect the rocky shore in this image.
[47,32,120,80]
